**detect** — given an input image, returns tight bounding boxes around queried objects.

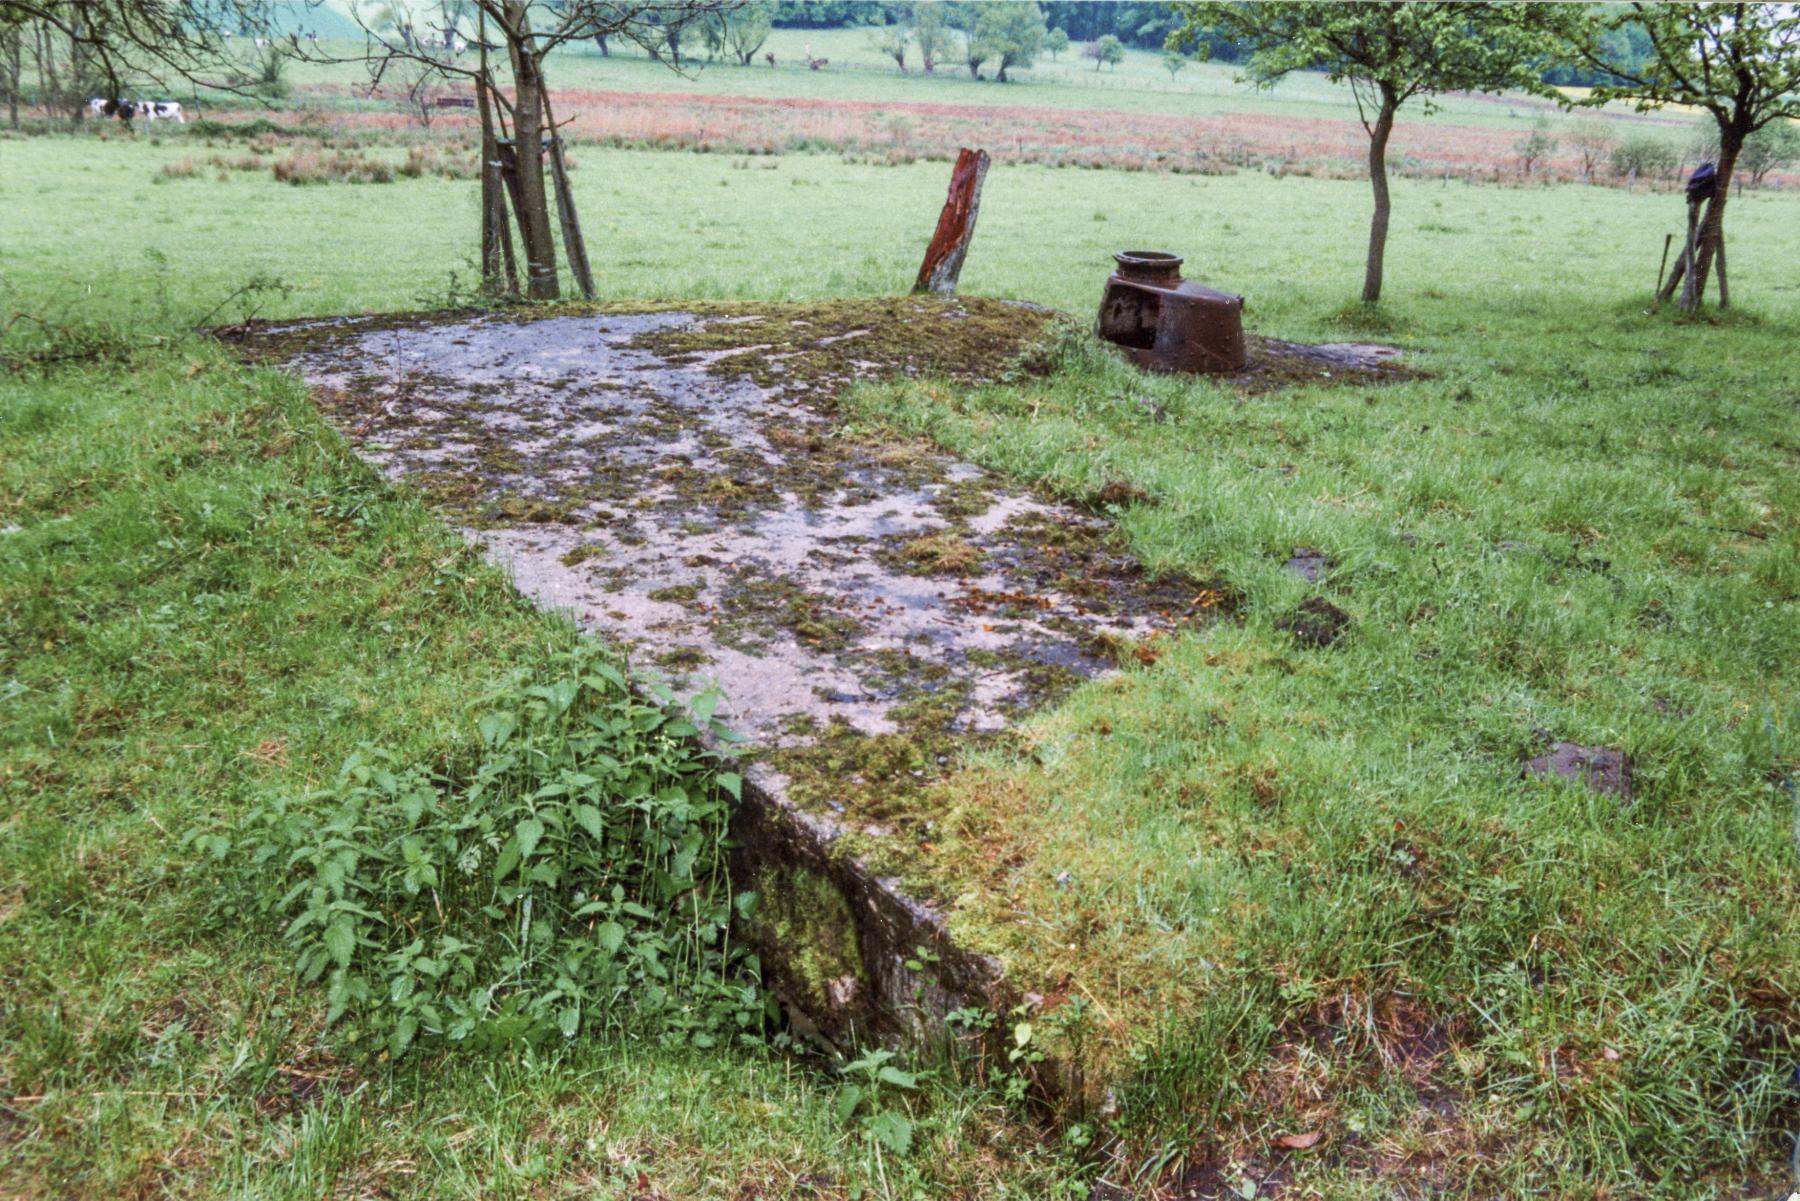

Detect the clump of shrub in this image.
[399,143,481,180]
[194,646,765,1056]
[272,151,395,185]
[157,152,267,182]
[1609,134,1678,181]
[188,116,302,140]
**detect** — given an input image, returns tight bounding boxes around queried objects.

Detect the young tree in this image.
[718,0,771,65]
[973,0,1043,82]
[321,1,731,300]
[869,20,907,72]
[1557,3,1800,310]
[1514,115,1557,177]
[943,0,982,78]
[1087,32,1121,71]
[1170,2,1558,303]
[910,0,944,74]
[1044,24,1066,60]
[1162,47,1185,81]
[1741,120,1799,188]
[1566,115,1615,183]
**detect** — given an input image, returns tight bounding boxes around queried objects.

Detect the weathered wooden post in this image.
[912,147,990,296]
[541,91,594,300]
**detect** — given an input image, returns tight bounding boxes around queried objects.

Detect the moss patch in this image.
[745,863,864,1017]
[887,530,986,576]
[618,296,1062,395]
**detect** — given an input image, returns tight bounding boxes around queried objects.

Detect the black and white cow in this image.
[93,97,185,124]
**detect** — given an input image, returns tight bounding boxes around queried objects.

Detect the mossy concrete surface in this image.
[250,296,1223,1048]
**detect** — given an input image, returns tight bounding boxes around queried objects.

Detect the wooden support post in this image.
[475,14,518,298]
[1655,233,1673,295]
[546,136,594,300]
[912,147,990,296]
[1658,199,1699,307]
[494,140,530,271]
[1677,198,1702,311]
[1715,231,1728,309]
[541,90,594,301]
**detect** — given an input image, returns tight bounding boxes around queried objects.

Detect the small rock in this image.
[1284,546,1331,583]
[1276,596,1350,648]
[1522,742,1633,803]
[1089,478,1155,509]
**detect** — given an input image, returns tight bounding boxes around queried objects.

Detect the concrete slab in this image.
[252,298,1223,1049]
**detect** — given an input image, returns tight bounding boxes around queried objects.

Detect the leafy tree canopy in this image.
[1558,2,1800,137]
[973,0,1044,81]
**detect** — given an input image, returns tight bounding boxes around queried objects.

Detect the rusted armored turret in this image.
[1097,251,1246,374]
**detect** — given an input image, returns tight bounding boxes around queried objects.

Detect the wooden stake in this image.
[1655,233,1673,294]
[1658,199,1699,307]
[1715,231,1728,309]
[1677,198,1701,311]
[913,148,990,296]
[541,90,594,300]
[475,11,517,298]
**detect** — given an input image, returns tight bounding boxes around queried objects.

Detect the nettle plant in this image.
[199,646,766,1057]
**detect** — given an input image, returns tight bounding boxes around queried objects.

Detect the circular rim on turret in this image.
[1114,250,1184,272]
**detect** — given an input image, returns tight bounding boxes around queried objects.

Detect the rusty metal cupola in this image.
[1098,251,1247,373]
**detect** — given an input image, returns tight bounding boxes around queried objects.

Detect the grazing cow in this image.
[141,100,186,123]
[452,37,467,53]
[254,36,269,48]
[101,98,139,123]
[87,97,107,117]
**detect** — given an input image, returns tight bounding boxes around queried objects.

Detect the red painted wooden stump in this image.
[912,147,990,296]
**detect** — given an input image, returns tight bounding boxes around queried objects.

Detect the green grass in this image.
[846,312,1800,1191]
[5,134,1795,324]
[4,119,1800,1196]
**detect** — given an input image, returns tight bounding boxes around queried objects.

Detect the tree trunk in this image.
[39,25,60,121]
[1361,91,1397,305]
[5,31,20,129]
[475,19,518,299]
[1681,129,1740,313]
[503,1,559,300]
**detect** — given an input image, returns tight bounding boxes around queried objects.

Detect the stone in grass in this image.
[1284,546,1332,583]
[1522,742,1634,803]
[1087,478,1156,510]
[1277,596,1351,648]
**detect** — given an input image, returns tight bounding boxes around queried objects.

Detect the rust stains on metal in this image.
[913,147,991,296]
[1097,250,1247,373]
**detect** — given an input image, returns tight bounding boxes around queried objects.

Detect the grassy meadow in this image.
[6,133,1797,322]
[4,49,1800,1201]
